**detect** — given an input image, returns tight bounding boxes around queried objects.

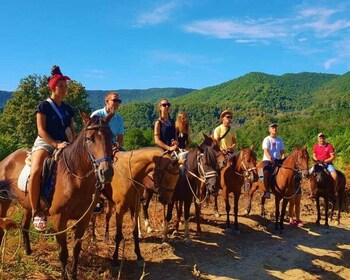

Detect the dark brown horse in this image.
[107,147,180,267]
[309,162,346,226]
[221,147,258,233]
[267,147,309,232]
[162,145,219,242]
[0,113,114,280]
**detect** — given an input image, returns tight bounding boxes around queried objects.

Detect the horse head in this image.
[153,152,180,205]
[232,145,258,184]
[312,161,330,184]
[80,112,114,184]
[293,146,309,180]
[199,133,226,170]
[197,145,219,194]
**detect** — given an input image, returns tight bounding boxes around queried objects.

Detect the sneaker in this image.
[295,220,304,227]
[93,201,104,214]
[289,219,297,226]
[263,192,271,199]
[33,215,47,231]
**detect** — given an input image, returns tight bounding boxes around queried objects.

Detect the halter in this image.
[63,119,113,191]
[234,151,257,181]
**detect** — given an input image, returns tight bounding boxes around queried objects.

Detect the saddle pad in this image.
[18,164,31,192]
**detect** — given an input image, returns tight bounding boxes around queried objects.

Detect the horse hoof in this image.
[184,238,194,247]
[243,209,249,216]
[214,212,220,218]
[136,259,144,267]
[225,228,233,234]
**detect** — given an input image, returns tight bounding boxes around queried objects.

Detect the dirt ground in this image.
[80,183,350,280]
[1,183,349,280]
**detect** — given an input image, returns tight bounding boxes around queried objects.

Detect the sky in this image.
[1,0,350,91]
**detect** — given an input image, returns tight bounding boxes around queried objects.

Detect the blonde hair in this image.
[176,111,191,135]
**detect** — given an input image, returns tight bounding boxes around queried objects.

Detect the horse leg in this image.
[54,217,69,280]
[112,209,124,267]
[213,193,220,218]
[224,194,232,233]
[183,199,192,241]
[22,209,33,255]
[142,190,154,234]
[162,202,174,242]
[175,200,183,232]
[316,197,321,226]
[233,192,240,233]
[279,198,288,233]
[275,197,281,231]
[105,201,113,242]
[71,214,91,280]
[130,208,143,261]
[194,199,201,235]
[90,214,97,242]
[244,183,258,216]
[0,199,12,249]
[337,189,343,225]
[324,197,329,227]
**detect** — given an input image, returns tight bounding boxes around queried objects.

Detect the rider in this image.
[91,92,124,213]
[28,65,75,231]
[154,98,178,152]
[213,109,237,155]
[309,132,338,197]
[262,123,285,199]
[91,91,124,151]
[175,111,191,150]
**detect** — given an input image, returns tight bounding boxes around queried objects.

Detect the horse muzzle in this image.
[97,162,114,184]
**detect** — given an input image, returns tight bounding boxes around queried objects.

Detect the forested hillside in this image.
[1,71,350,168]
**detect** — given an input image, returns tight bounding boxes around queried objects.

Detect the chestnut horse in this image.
[221,147,258,233]
[268,147,309,232]
[0,113,114,280]
[108,147,180,267]
[309,162,346,226]
[163,145,219,242]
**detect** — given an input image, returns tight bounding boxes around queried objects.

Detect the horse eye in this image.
[85,136,94,144]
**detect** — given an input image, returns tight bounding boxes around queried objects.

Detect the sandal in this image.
[295,220,304,227]
[289,219,297,226]
[33,211,47,231]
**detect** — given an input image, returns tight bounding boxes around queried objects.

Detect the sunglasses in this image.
[161,103,171,107]
[110,98,122,103]
[225,115,232,119]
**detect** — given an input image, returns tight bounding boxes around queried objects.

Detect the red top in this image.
[313,143,335,161]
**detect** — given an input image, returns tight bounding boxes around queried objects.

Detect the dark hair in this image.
[51,65,62,76]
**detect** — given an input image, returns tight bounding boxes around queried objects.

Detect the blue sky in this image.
[1,0,350,91]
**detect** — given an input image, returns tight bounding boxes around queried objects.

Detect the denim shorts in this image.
[326,163,336,173]
[31,136,55,155]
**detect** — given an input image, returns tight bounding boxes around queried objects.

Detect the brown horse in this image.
[309,162,346,226]
[0,113,114,280]
[107,147,180,267]
[267,147,309,232]
[221,147,258,233]
[162,145,219,242]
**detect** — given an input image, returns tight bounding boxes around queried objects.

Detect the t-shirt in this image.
[262,136,285,161]
[313,143,335,162]
[91,107,124,142]
[213,124,236,150]
[36,99,74,142]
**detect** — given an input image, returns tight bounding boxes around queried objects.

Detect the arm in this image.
[324,153,335,164]
[280,149,285,159]
[37,113,68,149]
[69,117,75,141]
[263,148,274,163]
[116,134,124,148]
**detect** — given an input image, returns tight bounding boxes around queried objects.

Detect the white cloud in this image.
[136,1,181,26]
[323,58,339,69]
[84,70,105,79]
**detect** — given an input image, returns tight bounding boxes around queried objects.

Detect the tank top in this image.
[177,131,189,149]
[157,118,176,147]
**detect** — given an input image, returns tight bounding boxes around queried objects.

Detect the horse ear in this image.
[80,112,90,124]
[250,144,254,151]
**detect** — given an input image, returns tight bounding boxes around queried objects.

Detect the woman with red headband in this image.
[28,65,75,231]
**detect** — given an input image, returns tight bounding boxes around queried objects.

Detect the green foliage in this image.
[124,127,153,150]
[0,75,91,159]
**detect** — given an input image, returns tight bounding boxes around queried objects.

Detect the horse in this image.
[220,146,258,233]
[0,113,114,280]
[309,162,346,226]
[107,147,181,267]
[267,146,309,232]
[162,145,219,242]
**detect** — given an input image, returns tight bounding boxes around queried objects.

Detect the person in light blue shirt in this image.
[91,91,124,149]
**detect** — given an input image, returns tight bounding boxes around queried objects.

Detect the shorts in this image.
[31,136,55,155]
[263,160,272,172]
[326,164,336,173]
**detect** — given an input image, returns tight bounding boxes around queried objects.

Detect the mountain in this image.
[0,91,13,109]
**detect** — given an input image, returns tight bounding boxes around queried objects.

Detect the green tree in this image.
[124,128,150,150]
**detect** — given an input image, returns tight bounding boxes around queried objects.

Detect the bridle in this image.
[233,151,257,181]
[63,119,113,191]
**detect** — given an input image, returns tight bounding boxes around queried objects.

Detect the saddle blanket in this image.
[18,164,31,192]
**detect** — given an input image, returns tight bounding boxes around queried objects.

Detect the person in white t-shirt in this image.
[262,123,285,198]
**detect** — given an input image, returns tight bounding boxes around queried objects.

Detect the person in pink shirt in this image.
[310,132,338,197]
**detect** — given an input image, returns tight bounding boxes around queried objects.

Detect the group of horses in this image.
[0,114,346,280]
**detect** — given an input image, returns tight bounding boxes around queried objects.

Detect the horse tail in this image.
[0,179,16,201]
